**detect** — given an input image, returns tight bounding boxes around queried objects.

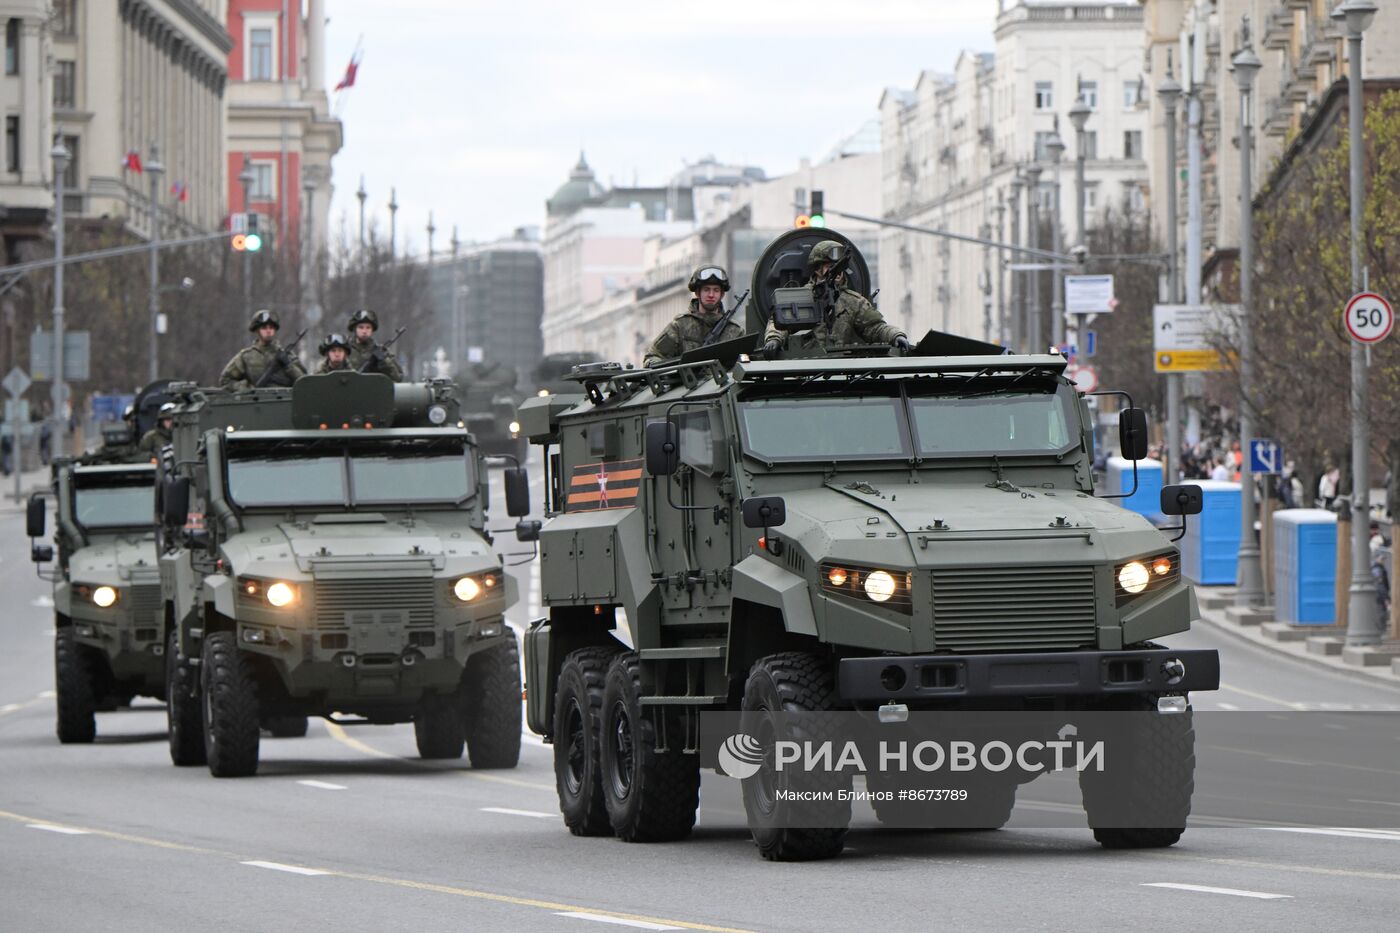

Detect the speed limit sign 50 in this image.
[1344,292,1394,344]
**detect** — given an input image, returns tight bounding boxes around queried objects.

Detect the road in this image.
[2,457,1399,932]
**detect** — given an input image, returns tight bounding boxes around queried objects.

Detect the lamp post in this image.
[388,187,398,262]
[146,144,164,384]
[238,155,255,318]
[994,190,1006,345]
[1068,89,1092,358]
[1158,59,1183,481]
[1332,0,1382,644]
[1231,20,1265,609]
[1008,169,1024,352]
[1046,123,1067,348]
[450,226,461,368]
[356,176,368,305]
[1025,162,1043,352]
[50,139,69,460]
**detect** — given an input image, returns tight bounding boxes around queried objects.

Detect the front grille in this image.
[129,584,162,621]
[932,565,1097,651]
[314,579,437,629]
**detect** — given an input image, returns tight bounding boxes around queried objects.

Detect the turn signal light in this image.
[1152,557,1172,576]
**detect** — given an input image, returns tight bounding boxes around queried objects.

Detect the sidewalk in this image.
[1194,585,1400,687]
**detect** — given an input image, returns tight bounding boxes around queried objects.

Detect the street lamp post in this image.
[50,139,69,460]
[356,176,368,305]
[1008,169,1024,352]
[994,191,1006,345]
[1158,59,1184,481]
[1046,123,1067,348]
[1231,21,1265,608]
[146,144,164,384]
[1332,0,1382,644]
[450,227,461,368]
[1025,163,1043,352]
[1068,89,1091,358]
[388,187,399,262]
[238,155,255,318]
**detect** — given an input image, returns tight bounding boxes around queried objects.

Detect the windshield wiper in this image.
[985,455,1022,494]
[954,367,1050,400]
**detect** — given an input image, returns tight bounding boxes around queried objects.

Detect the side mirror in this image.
[645,421,679,476]
[1160,484,1204,516]
[515,519,542,542]
[1119,408,1149,461]
[741,496,787,530]
[26,496,46,538]
[504,466,531,517]
[164,477,191,528]
[31,544,54,563]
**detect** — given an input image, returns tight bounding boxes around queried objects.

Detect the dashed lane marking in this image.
[1142,883,1292,900]
[1262,827,1400,842]
[1158,852,1400,882]
[26,824,89,835]
[480,807,554,819]
[0,809,753,932]
[556,912,681,930]
[0,696,45,718]
[1217,682,1307,710]
[321,720,554,791]
[1216,702,1240,711]
[37,690,55,699]
[242,860,331,876]
[296,780,348,791]
[30,595,53,608]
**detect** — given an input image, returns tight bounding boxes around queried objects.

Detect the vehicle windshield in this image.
[738,392,909,461]
[73,477,154,530]
[226,438,475,508]
[910,386,1073,457]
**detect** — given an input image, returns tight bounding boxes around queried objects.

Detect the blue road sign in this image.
[1249,439,1283,475]
[1084,330,1096,357]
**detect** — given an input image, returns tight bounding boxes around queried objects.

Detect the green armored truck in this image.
[157,373,526,777]
[517,230,1218,860]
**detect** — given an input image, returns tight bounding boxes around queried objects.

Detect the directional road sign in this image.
[1248,439,1283,476]
[1343,292,1393,344]
[1153,304,1231,373]
[3,366,31,398]
[1084,330,1096,357]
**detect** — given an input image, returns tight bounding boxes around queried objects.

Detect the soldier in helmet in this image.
[219,309,308,390]
[316,333,353,373]
[762,240,909,358]
[642,265,742,367]
[136,402,176,459]
[345,309,405,381]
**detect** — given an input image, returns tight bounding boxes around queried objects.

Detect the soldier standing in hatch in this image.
[315,333,353,373]
[762,240,910,358]
[643,265,742,367]
[219,310,308,389]
[345,309,405,381]
[136,402,175,459]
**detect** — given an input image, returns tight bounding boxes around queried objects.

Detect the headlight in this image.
[508,421,521,434]
[536,389,550,397]
[427,404,448,425]
[864,570,896,602]
[453,576,481,602]
[265,582,297,607]
[1117,561,1150,594]
[92,586,118,608]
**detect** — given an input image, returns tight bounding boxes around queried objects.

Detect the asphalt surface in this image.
[3,456,1400,932]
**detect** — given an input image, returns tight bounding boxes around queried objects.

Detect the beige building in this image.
[1,0,53,259]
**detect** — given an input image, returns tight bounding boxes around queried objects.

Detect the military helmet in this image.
[319,333,350,355]
[249,309,280,332]
[807,240,848,267]
[687,265,730,293]
[347,308,379,331]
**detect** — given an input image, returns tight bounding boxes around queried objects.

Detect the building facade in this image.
[0,0,53,259]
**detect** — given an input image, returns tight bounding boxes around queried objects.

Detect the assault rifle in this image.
[702,289,750,347]
[255,329,308,388]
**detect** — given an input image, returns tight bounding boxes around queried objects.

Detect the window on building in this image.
[1124,184,1146,214]
[5,116,19,173]
[1034,130,1054,162]
[5,19,19,75]
[61,135,79,189]
[54,60,76,109]
[1124,130,1144,160]
[1038,185,1054,211]
[249,27,273,81]
[1034,81,1053,111]
[1085,184,1098,211]
[250,162,274,200]
[1123,79,1140,110]
[52,1,77,36]
[1082,131,1098,160]
[1079,80,1098,110]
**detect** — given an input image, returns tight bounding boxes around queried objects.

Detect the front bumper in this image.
[838,648,1220,702]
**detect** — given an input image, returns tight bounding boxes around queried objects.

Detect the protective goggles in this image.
[694,267,727,283]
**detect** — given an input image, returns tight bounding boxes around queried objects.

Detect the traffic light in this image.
[793,214,811,228]
[232,213,264,252]
[809,191,825,228]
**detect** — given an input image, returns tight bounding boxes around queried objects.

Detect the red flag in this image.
[334,53,359,91]
[124,150,143,173]
[170,181,188,202]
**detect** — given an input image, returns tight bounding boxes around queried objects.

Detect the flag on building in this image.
[122,150,143,173]
[334,49,361,91]
[170,181,188,202]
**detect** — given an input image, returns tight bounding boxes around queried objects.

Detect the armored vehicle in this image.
[533,353,602,397]
[157,373,527,777]
[28,459,164,743]
[458,361,527,462]
[517,230,1218,860]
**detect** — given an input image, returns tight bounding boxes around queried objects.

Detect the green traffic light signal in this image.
[244,232,263,252]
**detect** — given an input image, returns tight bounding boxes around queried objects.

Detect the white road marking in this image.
[480,806,554,819]
[555,912,681,930]
[241,860,331,876]
[26,824,89,835]
[1141,883,1291,900]
[0,704,19,714]
[1347,799,1400,808]
[296,780,347,791]
[37,690,55,699]
[30,595,53,608]
[1263,827,1400,841]
[1216,702,1240,711]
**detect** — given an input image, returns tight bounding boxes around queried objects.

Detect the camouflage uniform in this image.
[136,426,171,459]
[219,343,308,390]
[643,300,743,366]
[346,340,405,381]
[315,357,354,374]
[763,287,905,348]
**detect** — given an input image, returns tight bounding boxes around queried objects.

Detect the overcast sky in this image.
[323,1,1002,252]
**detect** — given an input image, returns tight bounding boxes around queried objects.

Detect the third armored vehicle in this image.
[158,373,527,776]
[517,230,1218,860]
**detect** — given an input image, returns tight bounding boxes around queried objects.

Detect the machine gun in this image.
[812,248,853,330]
[255,329,308,388]
[702,289,750,347]
[359,326,406,374]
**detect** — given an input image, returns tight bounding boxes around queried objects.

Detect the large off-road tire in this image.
[866,770,1017,830]
[741,652,850,862]
[463,637,523,769]
[554,646,621,836]
[265,715,309,738]
[55,627,97,744]
[1080,695,1195,849]
[414,693,466,759]
[201,631,261,777]
[600,652,701,842]
[167,629,206,766]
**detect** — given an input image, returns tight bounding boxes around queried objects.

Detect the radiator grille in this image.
[314,579,437,629]
[932,565,1097,651]
[129,584,162,621]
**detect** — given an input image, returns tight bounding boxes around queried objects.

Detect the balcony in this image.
[1263,10,1293,50]
[1263,96,1293,138]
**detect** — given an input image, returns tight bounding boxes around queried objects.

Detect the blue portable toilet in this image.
[1179,480,1241,585]
[1273,509,1337,624]
[1106,456,1163,518]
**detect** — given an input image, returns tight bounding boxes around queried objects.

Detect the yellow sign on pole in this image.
[1154,350,1227,373]
[1152,304,1234,373]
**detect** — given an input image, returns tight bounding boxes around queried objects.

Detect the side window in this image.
[678,409,724,475]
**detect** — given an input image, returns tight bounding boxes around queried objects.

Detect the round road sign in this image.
[1343,292,1394,344]
[1067,364,1099,393]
